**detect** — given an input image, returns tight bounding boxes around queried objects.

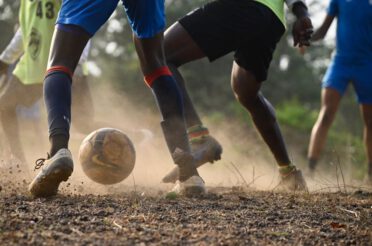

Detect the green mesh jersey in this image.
[13,0,61,84]
[254,0,286,26]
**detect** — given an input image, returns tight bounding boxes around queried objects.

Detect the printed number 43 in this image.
[36,1,55,19]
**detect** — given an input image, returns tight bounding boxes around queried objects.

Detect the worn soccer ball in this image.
[78,128,136,185]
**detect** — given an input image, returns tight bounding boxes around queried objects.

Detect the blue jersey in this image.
[328,0,372,63]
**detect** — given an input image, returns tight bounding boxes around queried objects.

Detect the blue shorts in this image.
[322,59,372,104]
[57,0,165,38]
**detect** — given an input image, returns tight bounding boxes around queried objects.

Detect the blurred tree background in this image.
[0,0,366,178]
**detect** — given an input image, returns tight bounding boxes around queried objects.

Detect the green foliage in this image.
[276,98,366,179]
[276,98,317,132]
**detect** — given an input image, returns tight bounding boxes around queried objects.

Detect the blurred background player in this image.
[307,0,372,184]
[29,0,208,198]
[163,0,313,190]
[0,0,96,169]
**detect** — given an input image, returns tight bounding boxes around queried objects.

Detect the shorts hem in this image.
[57,19,95,36]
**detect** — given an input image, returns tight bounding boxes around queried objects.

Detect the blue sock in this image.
[151,75,184,120]
[151,75,189,153]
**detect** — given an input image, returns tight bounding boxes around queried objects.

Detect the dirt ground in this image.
[1,172,371,245]
[0,88,371,245]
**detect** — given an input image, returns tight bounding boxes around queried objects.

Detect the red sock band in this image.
[188,129,209,139]
[47,66,73,79]
[144,66,172,87]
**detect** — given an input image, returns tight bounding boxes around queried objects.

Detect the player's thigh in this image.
[231,62,261,100]
[164,22,205,67]
[51,0,118,71]
[320,88,342,113]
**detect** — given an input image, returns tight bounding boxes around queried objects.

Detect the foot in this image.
[162,135,222,183]
[29,148,73,198]
[191,135,222,165]
[277,169,308,192]
[171,175,206,197]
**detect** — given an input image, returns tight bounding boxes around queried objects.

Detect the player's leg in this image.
[231,62,306,190]
[0,75,27,164]
[164,22,222,176]
[123,0,204,194]
[45,25,90,155]
[29,0,119,197]
[231,63,290,165]
[29,25,90,197]
[161,21,223,184]
[307,59,347,173]
[360,104,372,183]
[354,62,372,184]
[307,88,341,172]
[0,74,44,166]
[133,33,201,182]
[164,1,239,169]
[164,22,205,130]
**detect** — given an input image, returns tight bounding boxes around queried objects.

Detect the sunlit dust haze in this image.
[0,81,369,196]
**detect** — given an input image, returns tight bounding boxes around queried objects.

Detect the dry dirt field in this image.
[1,98,371,245]
[1,169,371,245]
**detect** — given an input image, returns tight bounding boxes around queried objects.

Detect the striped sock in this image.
[187,125,209,143]
[278,164,296,177]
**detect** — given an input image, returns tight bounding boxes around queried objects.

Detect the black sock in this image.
[44,70,72,157]
[151,75,190,153]
[49,134,69,157]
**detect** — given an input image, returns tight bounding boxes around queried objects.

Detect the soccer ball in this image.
[78,128,136,185]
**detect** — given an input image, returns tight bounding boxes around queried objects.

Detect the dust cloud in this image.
[0,82,369,196]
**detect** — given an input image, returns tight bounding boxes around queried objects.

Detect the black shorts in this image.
[179,0,285,81]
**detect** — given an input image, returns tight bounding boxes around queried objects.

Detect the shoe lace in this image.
[34,153,50,170]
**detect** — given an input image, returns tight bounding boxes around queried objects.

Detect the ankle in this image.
[179,166,199,182]
[50,134,69,157]
[278,163,296,177]
[188,125,209,143]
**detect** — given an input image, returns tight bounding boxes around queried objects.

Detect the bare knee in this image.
[133,33,167,74]
[231,78,258,110]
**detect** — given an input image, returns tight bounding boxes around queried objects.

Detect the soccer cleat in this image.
[277,169,308,192]
[190,135,223,164]
[162,135,222,183]
[29,148,73,198]
[171,175,206,197]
